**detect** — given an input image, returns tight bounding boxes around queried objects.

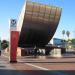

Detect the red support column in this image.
[10,31,19,63]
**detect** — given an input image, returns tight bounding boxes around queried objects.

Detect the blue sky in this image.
[0,0,75,41]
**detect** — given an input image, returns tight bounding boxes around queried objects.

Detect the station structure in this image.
[9,1,62,63]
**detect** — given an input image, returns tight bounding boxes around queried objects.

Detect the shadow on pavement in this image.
[0,69,75,75]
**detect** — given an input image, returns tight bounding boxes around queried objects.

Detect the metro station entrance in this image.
[9,1,62,63]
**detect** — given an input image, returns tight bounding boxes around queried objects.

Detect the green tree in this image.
[1,40,9,50]
[71,39,75,44]
[62,30,65,40]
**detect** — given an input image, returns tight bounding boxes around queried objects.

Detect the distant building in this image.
[53,38,64,46]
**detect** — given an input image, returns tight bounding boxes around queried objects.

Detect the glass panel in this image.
[33,3,39,12]
[32,12,38,17]
[26,2,33,11]
[55,16,59,22]
[39,4,45,13]
[55,19,59,23]
[38,14,44,22]
[32,16,38,21]
[50,7,56,20]
[25,14,32,20]
[50,14,55,19]
[25,11,32,15]
[55,8,61,23]
[55,16,59,20]
[44,18,49,23]
[45,6,51,14]
[50,7,56,16]
[56,12,60,16]
[38,13,44,18]
[44,14,50,20]
[56,8,61,16]
[50,18,54,22]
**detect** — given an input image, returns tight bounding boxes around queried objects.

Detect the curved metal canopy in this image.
[17,1,62,48]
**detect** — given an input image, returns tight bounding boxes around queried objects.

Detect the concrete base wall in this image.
[17,48,28,56]
[17,47,21,56]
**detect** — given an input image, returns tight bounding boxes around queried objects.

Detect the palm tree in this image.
[62,30,65,40]
[66,31,70,40]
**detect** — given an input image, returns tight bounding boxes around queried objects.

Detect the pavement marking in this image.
[2,54,69,75]
[2,54,49,70]
[25,63,49,70]
[25,63,68,75]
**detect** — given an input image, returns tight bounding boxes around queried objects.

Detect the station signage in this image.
[10,19,17,31]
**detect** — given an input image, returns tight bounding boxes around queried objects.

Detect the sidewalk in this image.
[0,52,75,75]
[0,56,14,70]
[2,50,75,63]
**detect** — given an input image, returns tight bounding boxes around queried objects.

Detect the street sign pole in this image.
[9,19,19,63]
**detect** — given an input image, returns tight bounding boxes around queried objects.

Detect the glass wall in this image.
[25,2,61,24]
